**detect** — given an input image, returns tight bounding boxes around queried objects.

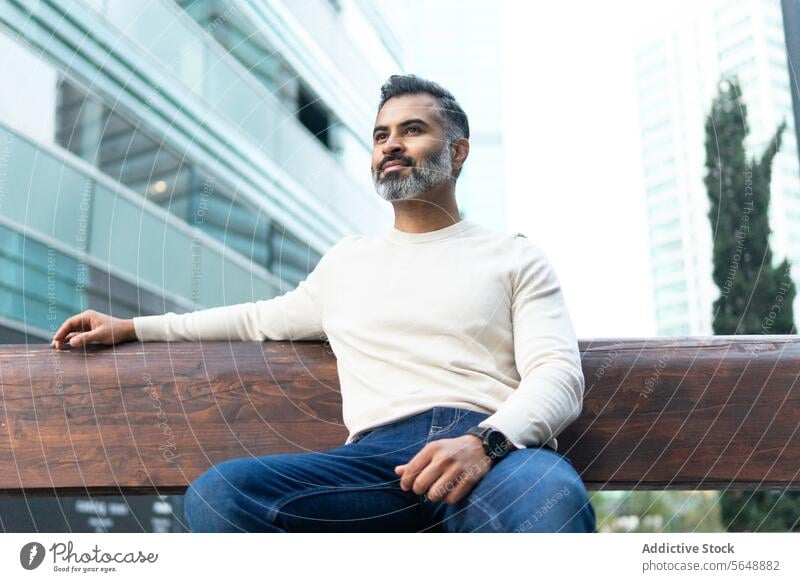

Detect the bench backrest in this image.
[1,337,798,494]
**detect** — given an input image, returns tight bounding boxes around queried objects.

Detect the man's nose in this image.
[382,134,405,155]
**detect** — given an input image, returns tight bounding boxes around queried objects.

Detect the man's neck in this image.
[391,190,461,234]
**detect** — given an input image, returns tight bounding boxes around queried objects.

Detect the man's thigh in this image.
[427,446,596,533]
[184,438,422,532]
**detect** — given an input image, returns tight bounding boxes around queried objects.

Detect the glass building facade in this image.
[0,0,400,531]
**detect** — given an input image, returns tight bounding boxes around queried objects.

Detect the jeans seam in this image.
[426,407,469,442]
[469,495,505,532]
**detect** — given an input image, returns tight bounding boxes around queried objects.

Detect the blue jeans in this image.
[184,406,596,532]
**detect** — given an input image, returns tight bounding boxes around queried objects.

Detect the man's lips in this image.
[382,160,410,173]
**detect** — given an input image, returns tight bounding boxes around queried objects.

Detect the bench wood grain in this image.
[1,336,798,495]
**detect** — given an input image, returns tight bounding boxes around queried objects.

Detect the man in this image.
[52,75,596,533]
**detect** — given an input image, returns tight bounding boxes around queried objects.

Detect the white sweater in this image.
[133,219,585,451]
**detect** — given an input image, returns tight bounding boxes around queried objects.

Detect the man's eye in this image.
[407,127,419,134]
[374,134,386,141]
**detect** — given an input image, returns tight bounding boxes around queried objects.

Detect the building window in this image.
[297,84,334,149]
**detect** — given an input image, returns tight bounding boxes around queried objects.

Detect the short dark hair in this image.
[377,75,470,178]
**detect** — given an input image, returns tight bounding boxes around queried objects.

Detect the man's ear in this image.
[451,137,470,174]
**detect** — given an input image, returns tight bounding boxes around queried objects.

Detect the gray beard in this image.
[372,145,454,202]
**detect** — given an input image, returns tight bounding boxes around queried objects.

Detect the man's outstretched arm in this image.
[53,239,343,348]
[133,268,326,343]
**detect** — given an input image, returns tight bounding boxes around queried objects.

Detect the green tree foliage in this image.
[704,78,799,531]
[591,491,722,532]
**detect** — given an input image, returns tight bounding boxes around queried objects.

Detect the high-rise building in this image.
[635,0,800,336]
[783,0,800,160]
[0,0,401,531]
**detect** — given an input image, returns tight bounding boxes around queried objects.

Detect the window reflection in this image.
[54,76,319,285]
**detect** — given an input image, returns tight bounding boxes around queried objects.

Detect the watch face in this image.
[486,430,509,457]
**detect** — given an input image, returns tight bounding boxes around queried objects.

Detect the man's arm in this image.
[477,237,584,450]
[133,244,335,343]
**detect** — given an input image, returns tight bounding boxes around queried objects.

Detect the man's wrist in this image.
[125,319,139,342]
[464,426,517,464]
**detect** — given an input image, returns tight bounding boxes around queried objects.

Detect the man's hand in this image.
[395,435,492,505]
[51,309,137,350]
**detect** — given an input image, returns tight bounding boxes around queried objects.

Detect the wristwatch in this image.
[465,425,517,465]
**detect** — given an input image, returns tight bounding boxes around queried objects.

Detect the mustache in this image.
[379,155,414,170]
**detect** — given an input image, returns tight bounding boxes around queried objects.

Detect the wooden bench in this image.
[1,336,799,496]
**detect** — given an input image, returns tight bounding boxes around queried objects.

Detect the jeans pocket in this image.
[350,431,371,445]
[427,408,489,441]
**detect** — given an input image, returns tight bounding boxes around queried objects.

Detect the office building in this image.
[0,0,401,531]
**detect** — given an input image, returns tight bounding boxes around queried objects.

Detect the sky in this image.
[501,1,658,338]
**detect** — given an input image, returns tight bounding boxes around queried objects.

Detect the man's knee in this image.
[184,459,273,532]
[444,453,596,533]
[184,462,237,531]
[511,465,596,533]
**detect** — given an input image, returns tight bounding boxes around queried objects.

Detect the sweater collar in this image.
[385,219,476,245]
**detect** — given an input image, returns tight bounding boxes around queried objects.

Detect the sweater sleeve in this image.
[478,237,584,451]
[132,243,336,343]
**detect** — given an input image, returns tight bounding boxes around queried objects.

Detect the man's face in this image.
[371,93,455,201]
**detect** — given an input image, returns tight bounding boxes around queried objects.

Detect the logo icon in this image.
[20,542,46,570]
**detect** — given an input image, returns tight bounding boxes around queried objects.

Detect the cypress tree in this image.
[705,78,799,531]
